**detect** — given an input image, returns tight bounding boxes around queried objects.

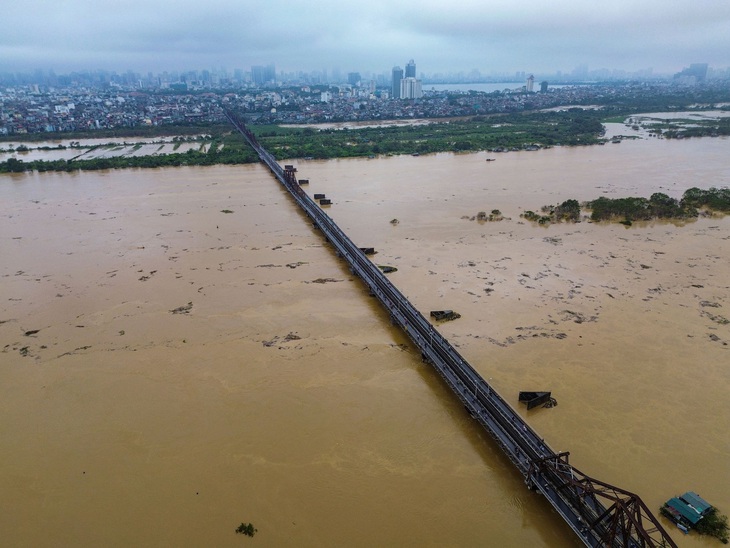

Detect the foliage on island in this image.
[475,209,503,222]
[522,199,581,224]
[694,508,729,544]
[588,192,699,223]
[681,187,730,212]
[521,188,729,226]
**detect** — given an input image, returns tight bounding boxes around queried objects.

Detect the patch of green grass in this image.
[602,115,627,123]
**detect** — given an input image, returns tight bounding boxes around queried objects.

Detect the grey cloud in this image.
[1,0,728,74]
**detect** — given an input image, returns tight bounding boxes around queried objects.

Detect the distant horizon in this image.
[1,59,722,80]
[3,0,729,80]
[1,62,727,85]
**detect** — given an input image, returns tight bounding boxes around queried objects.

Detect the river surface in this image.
[425,83,579,93]
[1,135,728,547]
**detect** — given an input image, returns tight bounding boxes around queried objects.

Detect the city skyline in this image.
[3,61,727,89]
[2,0,729,77]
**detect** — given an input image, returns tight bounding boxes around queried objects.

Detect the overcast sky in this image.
[2,0,729,76]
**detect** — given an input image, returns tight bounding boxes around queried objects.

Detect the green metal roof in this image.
[680,492,712,515]
[666,498,702,525]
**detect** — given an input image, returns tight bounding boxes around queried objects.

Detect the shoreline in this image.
[2,108,729,170]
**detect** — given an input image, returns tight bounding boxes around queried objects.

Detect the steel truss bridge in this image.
[225,110,676,548]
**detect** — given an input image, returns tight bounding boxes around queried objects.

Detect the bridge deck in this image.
[225,111,676,548]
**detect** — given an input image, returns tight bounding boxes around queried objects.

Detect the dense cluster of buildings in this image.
[0,87,223,134]
[1,62,728,135]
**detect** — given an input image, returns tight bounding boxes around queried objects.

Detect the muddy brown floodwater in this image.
[1,133,729,547]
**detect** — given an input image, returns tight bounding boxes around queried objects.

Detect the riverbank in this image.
[3,108,730,176]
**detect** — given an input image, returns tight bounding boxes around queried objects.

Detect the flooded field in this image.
[0,136,208,163]
[1,134,728,547]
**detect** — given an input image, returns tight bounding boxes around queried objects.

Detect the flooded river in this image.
[1,134,728,547]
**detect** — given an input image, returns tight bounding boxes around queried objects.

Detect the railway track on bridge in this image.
[225,110,676,547]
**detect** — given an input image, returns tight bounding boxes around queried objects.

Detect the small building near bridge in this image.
[663,491,713,528]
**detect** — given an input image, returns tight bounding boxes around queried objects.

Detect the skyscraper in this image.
[400,77,422,99]
[251,64,276,86]
[674,63,708,83]
[405,59,416,78]
[392,66,403,99]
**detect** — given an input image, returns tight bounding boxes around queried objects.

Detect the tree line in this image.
[522,188,730,226]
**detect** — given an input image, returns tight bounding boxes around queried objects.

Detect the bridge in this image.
[225,110,677,548]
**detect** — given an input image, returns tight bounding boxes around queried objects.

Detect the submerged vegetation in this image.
[636,115,730,140]
[1,103,728,175]
[253,109,608,159]
[473,209,503,222]
[0,132,258,173]
[587,188,730,223]
[588,193,698,223]
[681,186,730,212]
[694,509,729,544]
[522,188,730,226]
[1,109,609,173]
[235,522,257,537]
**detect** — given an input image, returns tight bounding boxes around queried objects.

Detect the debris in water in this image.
[309,278,341,284]
[519,391,557,410]
[430,310,461,321]
[171,302,193,314]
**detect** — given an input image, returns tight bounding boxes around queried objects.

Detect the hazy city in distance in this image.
[2,0,729,79]
[2,0,729,138]
[2,60,730,89]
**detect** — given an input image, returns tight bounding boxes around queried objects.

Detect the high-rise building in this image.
[348,72,361,86]
[392,66,403,99]
[251,66,264,85]
[251,64,276,86]
[540,81,549,93]
[674,63,708,83]
[572,64,589,79]
[405,59,416,78]
[400,77,422,99]
[526,74,534,92]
